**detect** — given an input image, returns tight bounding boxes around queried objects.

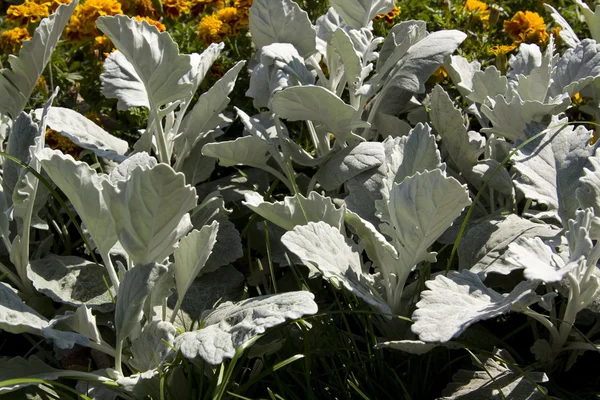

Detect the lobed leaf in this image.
[175,291,318,365]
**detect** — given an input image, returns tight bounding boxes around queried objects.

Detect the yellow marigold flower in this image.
[462,0,490,24]
[33,0,71,13]
[163,0,190,19]
[488,44,517,56]
[217,6,237,21]
[134,15,166,31]
[375,5,400,25]
[93,34,114,56]
[45,129,81,159]
[0,26,32,54]
[65,0,123,41]
[35,75,48,93]
[591,129,598,146]
[198,13,226,43]
[431,66,448,83]
[504,11,549,46]
[7,1,50,25]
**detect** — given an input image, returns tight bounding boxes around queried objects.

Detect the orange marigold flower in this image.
[0,26,32,54]
[488,44,517,56]
[462,0,490,24]
[234,0,252,24]
[65,0,123,41]
[45,129,81,159]
[134,15,166,31]
[503,11,549,46]
[127,0,158,18]
[190,0,224,16]
[375,5,400,25]
[162,0,190,19]
[7,1,50,25]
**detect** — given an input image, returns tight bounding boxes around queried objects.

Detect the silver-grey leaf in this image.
[175,291,318,365]
[115,262,168,342]
[315,142,384,190]
[130,320,176,372]
[412,270,538,342]
[27,254,115,312]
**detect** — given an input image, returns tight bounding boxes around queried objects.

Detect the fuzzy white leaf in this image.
[459,214,558,276]
[115,262,168,342]
[331,29,363,92]
[382,169,471,273]
[38,149,116,257]
[329,0,393,29]
[42,305,101,349]
[430,85,485,173]
[190,195,243,272]
[467,66,508,104]
[384,30,467,94]
[175,291,318,364]
[412,270,538,342]
[177,61,245,158]
[575,0,600,43]
[344,210,399,274]
[100,51,149,111]
[103,163,197,264]
[167,265,244,328]
[173,221,219,305]
[249,0,317,58]
[549,39,600,98]
[440,349,548,400]
[507,43,542,80]
[545,4,579,48]
[97,15,192,110]
[130,320,176,372]
[3,112,38,208]
[108,152,157,184]
[0,0,77,118]
[36,107,129,159]
[27,254,114,312]
[505,237,577,282]
[376,20,427,75]
[247,44,315,109]
[243,191,345,231]
[272,85,368,143]
[182,43,225,96]
[512,117,595,224]
[444,55,481,98]
[481,92,570,141]
[0,283,48,335]
[282,222,391,313]
[517,36,556,103]
[202,135,272,168]
[376,123,445,224]
[315,142,384,190]
[179,136,215,186]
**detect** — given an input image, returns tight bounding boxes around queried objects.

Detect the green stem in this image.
[524,308,560,345]
[115,339,123,375]
[0,260,27,293]
[100,250,120,292]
